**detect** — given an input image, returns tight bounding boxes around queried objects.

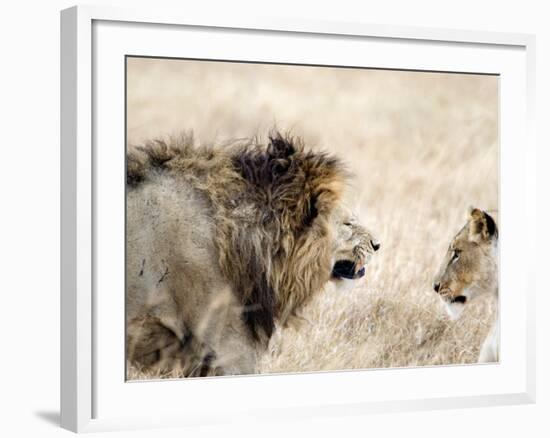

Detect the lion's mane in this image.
[127,133,348,343]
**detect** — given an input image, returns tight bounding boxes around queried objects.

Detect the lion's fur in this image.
[126,133,377,375]
[433,208,499,361]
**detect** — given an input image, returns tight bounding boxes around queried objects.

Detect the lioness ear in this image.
[468,208,498,243]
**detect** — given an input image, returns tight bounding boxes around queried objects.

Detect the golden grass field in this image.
[126,57,498,378]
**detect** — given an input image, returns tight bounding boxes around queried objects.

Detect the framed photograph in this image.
[61,5,536,433]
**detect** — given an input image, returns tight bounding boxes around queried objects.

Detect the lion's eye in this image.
[343,222,352,227]
[451,249,461,263]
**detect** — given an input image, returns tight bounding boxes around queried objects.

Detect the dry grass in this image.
[126,57,498,377]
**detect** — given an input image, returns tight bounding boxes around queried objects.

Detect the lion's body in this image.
[126,134,378,376]
[127,167,257,375]
[433,208,499,362]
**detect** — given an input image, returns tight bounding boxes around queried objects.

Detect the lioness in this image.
[433,208,499,362]
[126,133,379,376]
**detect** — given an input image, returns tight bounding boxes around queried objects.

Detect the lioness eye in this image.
[343,222,352,226]
[451,249,461,262]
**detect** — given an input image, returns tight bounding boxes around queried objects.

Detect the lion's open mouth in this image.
[331,260,365,280]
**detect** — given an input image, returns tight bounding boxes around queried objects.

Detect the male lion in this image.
[433,208,499,362]
[126,133,379,376]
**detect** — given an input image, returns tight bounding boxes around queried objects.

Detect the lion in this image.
[432,208,499,362]
[126,133,380,377]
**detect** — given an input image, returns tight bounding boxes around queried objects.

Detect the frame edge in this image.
[524,34,537,404]
[61,5,94,433]
[60,5,78,433]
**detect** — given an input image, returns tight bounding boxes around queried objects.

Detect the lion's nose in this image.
[433,282,441,293]
[371,239,380,251]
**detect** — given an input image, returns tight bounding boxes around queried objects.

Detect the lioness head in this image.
[330,208,379,284]
[433,208,498,319]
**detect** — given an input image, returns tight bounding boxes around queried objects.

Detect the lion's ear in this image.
[468,208,498,243]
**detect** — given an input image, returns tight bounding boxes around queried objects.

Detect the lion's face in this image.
[330,208,380,286]
[433,208,498,320]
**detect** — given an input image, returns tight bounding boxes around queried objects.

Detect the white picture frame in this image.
[60,4,536,433]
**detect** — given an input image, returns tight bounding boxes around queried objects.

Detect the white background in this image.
[0,1,546,437]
